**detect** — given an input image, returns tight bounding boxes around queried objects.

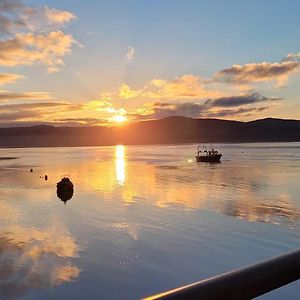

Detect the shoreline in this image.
[0,140,299,150]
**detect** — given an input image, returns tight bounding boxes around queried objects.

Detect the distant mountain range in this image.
[0,117,300,148]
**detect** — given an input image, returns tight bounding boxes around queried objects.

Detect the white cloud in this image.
[126,46,134,60]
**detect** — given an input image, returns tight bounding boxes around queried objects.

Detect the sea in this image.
[0,143,299,299]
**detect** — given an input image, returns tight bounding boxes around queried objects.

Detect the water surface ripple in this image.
[0,143,299,299]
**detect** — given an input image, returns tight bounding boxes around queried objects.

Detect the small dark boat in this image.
[195,145,222,163]
[57,177,74,204]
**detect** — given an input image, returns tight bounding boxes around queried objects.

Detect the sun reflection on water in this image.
[115,145,126,185]
[0,144,300,299]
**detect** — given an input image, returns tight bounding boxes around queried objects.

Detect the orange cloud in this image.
[0,1,78,72]
[0,91,51,101]
[119,84,141,99]
[0,31,76,72]
[0,1,76,33]
[0,73,24,85]
[147,74,222,99]
[82,99,128,124]
[0,101,84,126]
[44,6,76,25]
[115,75,223,101]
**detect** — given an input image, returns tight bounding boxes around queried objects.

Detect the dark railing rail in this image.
[144,249,300,300]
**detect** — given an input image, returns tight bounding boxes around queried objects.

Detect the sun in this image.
[111,115,128,124]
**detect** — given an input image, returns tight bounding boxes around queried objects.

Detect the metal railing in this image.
[144,249,300,300]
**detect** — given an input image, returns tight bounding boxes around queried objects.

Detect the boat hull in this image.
[196,154,222,163]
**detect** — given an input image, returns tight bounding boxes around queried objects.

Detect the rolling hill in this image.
[0,117,299,148]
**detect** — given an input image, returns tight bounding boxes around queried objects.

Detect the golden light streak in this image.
[115,145,126,185]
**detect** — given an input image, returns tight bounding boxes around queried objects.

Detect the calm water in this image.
[0,143,300,299]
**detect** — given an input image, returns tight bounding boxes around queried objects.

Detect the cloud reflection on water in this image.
[0,221,80,299]
[0,144,299,299]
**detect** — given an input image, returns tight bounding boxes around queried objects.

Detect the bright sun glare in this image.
[111,115,127,124]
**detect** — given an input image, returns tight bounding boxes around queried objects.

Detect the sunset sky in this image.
[1,0,300,126]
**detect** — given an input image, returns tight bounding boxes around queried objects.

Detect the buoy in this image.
[57,177,74,204]
[30,169,33,172]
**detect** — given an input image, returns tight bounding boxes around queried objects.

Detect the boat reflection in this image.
[0,144,299,299]
[115,145,126,185]
[0,145,300,299]
[39,148,299,227]
[3,145,298,229]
